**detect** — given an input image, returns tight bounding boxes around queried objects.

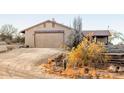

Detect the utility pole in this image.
[107,25,110,30]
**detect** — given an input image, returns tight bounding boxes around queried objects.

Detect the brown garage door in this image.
[34,32,64,48]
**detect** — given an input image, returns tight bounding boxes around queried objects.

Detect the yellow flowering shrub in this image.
[67,33,110,68]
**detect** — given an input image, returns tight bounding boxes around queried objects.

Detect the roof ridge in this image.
[21,19,73,33]
[82,30,111,36]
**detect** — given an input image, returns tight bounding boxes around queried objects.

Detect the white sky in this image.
[0,14,123,44]
[0,14,123,34]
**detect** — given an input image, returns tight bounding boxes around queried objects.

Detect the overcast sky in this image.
[0,14,123,34]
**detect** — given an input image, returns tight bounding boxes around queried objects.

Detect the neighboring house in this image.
[21,19,111,48]
[82,30,111,45]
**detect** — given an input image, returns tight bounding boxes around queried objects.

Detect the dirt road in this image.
[0,48,65,79]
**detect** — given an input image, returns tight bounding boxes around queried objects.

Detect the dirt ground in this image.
[0,48,123,79]
[0,48,66,79]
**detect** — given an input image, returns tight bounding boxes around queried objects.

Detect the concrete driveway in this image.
[0,48,65,79]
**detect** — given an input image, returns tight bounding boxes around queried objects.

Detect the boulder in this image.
[0,45,8,53]
[108,65,124,72]
[108,65,116,72]
[118,66,124,72]
[0,41,7,45]
[53,53,66,67]
[106,45,124,53]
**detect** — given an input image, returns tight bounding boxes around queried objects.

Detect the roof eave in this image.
[20,20,73,33]
[20,30,25,33]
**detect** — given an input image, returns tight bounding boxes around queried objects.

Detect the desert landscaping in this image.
[0,44,124,79]
[0,16,124,79]
[0,47,68,78]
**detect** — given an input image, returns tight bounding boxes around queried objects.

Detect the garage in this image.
[34,30,64,48]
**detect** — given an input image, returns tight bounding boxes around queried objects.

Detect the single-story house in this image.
[82,30,111,45]
[21,19,111,48]
[21,20,72,48]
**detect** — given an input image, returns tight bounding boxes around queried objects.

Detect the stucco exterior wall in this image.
[25,30,34,47]
[24,21,72,47]
[96,36,108,44]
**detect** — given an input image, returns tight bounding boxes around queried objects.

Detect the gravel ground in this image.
[0,48,65,79]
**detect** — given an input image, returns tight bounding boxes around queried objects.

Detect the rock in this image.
[0,45,8,53]
[108,65,116,72]
[108,65,124,72]
[118,66,124,72]
[106,45,124,53]
[0,41,7,45]
[54,53,66,67]
[82,74,92,79]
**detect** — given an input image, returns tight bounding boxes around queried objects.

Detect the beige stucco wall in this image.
[97,37,108,44]
[35,33,64,48]
[25,21,72,47]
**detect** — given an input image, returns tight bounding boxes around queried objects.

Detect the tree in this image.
[109,31,124,44]
[0,24,17,41]
[13,32,25,43]
[67,16,83,48]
